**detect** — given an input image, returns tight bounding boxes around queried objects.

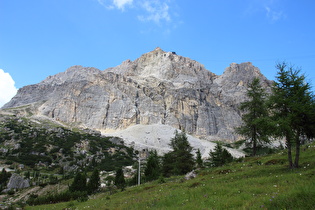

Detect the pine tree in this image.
[69,172,87,192]
[24,171,30,179]
[269,62,315,168]
[114,167,126,191]
[0,168,11,191]
[144,150,161,182]
[162,131,194,176]
[208,143,233,167]
[236,77,270,156]
[196,149,203,168]
[87,168,100,194]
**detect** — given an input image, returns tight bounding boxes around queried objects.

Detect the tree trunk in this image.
[294,130,301,168]
[286,133,293,169]
[253,137,257,156]
[252,127,257,156]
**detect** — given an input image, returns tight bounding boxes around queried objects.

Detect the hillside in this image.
[0,114,135,174]
[25,142,315,210]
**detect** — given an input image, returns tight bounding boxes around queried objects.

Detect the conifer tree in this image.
[87,168,100,194]
[162,131,194,176]
[236,77,270,156]
[196,149,203,168]
[269,62,315,168]
[69,172,87,192]
[114,167,126,191]
[0,168,11,191]
[208,143,233,167]
[144,150,161,182]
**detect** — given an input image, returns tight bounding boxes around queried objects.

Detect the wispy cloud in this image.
[114,0,133,10]
[244,0,286,23]
[138,0,171,23]
[97,0,133,11]
[97,0,173,24]
[265,6,286,22]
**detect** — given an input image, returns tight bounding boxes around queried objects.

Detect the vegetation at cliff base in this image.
[24,141,315,210]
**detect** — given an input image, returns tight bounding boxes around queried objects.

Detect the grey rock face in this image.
[2,48,272,142]
[6,173,30,190]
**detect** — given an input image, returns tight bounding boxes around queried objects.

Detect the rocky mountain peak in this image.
[108,47,216,84]
[214,62,272,90]
[42,65,101,86]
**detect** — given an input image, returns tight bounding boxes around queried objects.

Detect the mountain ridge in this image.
[1,48,272,155]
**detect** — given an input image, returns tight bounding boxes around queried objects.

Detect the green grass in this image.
[26,143,315,210]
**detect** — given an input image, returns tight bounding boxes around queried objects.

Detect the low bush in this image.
[26,190,88,206]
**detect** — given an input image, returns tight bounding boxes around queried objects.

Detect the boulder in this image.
[6,173,30,190]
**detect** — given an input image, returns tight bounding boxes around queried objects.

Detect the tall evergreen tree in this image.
[162,131,194,176]
[269,62,315,168]
[208,143,233,167]
[69,172,87,192]
[144,150,161,182]
[114,167,126,191]
[0,168,11,191]
[196,149,203,168]
[236,77,270,156]
[87,168,100,194]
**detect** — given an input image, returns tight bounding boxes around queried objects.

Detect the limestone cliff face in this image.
[2,48,272,142]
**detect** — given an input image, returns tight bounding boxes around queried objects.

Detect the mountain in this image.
[1,47,272,156]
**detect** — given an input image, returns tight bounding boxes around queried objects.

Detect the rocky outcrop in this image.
[6,173,30,190]
[2,47,272,142]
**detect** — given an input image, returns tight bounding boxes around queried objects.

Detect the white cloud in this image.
[0,69,18,108]
[265,6,286,22]
[113,0,133,10]
[97,0,133,11]
[97,0,172,24]
[244,0,286,23]
[138,0,171,23]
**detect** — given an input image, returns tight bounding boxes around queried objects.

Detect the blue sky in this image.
[0,0,315,106]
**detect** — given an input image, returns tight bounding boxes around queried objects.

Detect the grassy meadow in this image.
[26,143,315,210]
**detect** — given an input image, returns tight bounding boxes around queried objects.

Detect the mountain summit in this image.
[1,48,272,155]
[109,47,215,83]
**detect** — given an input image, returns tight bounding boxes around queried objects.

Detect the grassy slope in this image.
[26,143,315,210]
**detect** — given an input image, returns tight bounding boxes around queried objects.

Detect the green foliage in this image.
[87,168,100,194]
[269,62,315,168]
[0,168,11,191]
[27,143,315,210]
[236,77,270,156]
[144,150,161,182]
[196,149,203,168]
[0,116,135,173]
[69,172,87,192]
[24,171,30,179]
[26,190,88,206]
[114,167,126,191]
[208,143,233,167]
[162,131,195,177]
